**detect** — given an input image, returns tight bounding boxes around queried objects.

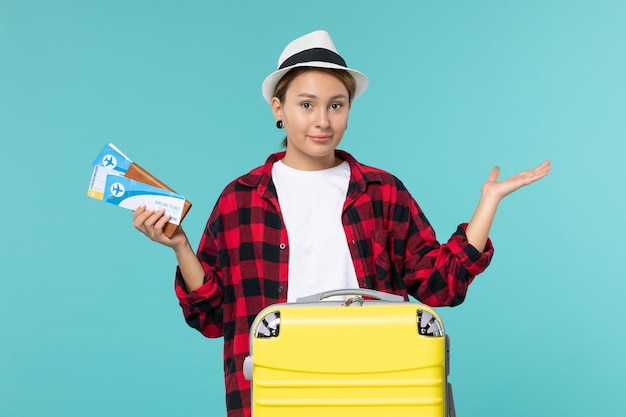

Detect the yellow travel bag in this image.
[243,289,456,417]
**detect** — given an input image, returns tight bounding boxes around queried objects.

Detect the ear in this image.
[271,97,282,121]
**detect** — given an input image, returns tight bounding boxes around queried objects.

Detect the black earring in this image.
[276,120,283,129]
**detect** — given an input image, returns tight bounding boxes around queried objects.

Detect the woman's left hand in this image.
[465,160,551,252]
[481,160,551,202]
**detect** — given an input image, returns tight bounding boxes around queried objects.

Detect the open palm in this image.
[482,160,551,201]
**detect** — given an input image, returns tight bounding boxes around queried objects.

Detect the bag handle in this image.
[296,288,405,303]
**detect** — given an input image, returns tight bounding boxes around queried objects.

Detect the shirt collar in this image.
[238,150,383,200]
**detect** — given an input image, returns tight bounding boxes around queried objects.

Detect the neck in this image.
[281,152,341,171]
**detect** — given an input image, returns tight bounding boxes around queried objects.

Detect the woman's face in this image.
[272,70,351,170]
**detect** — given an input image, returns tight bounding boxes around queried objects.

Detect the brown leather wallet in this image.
[125,162,192,238]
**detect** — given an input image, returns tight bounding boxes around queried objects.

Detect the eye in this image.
[330,103,343,110]
[301,102,312,109]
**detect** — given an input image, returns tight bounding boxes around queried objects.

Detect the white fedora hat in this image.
[261,30,369,104]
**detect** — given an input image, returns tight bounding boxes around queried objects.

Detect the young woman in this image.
[134,30,550,417]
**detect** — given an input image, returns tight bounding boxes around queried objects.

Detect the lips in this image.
[308,135,331,143]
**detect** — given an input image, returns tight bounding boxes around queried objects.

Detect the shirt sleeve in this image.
[174,212,225,338]
[401,200,494,307]
[447,223,494,276]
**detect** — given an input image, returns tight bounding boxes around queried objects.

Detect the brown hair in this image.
[274,67,357,102]
[273,67,356,148]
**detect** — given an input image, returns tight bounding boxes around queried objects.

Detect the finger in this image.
[133,206,154,230]
[133,205,146,221]
[143,208,167,229]
[487,166,500,182]
[518,162,551,185]
[139,211,168,241]
[530,160,550,172]
[532,160,551,174]
[533,160,552,175]
[133,208,158,230]
[154,212,173,230]
[134,209,166,236]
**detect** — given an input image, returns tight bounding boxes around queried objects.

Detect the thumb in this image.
[487,166,500,182]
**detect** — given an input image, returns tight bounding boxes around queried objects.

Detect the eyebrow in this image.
[297,93,348,100]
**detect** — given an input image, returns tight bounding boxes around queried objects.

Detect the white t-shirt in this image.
[272,160,359,302]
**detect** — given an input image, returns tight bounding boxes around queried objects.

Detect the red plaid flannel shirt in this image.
[175,150,494,417]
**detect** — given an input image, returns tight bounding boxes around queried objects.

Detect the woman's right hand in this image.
[133,205,188,249]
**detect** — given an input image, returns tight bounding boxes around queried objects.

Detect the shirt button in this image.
[279,243,286,250]
[278,285,284,292]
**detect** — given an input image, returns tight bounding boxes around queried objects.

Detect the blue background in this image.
[1,1,624,416]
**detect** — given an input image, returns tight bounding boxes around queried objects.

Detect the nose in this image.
[315,108,330,129]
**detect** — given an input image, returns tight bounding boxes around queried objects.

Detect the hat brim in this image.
[262,61,368,104]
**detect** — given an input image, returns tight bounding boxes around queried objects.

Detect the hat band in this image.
[278,47,347,70]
